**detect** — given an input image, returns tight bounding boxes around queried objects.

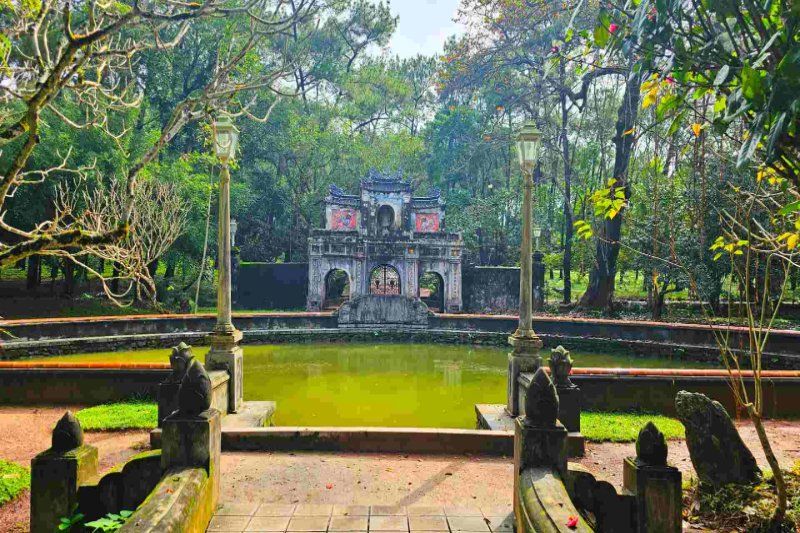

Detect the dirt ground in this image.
[0,406,149,533]
[577,419,800,488]
[0,406,798,532]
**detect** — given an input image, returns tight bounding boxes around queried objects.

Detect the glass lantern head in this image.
[515,121,542,171]
[213,115,239,162]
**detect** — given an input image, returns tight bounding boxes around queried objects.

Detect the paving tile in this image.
[408,516,449,531]
[369,515,409,531]
[246,516,292,532]
[444,507,483,518]
[209,515,252,531]
[256,504,297,517]
[478,507,511,519]
[370,505,406,516]
[329,516,369,531]
[287,516,331,532]
[406,506,444,517]
[333,505,371,517]
[294,504,334,516]
[483,516,513,532]
[217,501,260,516]
[446,516,490,532]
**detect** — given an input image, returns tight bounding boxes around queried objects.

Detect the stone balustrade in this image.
[513,368,682,533]
[30,357,222,533]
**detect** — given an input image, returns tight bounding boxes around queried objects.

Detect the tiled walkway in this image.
[208,503,514,533]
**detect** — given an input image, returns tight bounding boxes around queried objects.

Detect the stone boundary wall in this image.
[462,266,520,314]
[2,311,800,366]
[236,262,308,310]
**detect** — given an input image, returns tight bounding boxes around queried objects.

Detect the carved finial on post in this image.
[52,411,83,452]
[177,357,213,417]
[524,368,559,427]
[635,422,668,467]
[548,345,574,387]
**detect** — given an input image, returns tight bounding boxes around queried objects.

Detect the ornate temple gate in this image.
[307,170,463,313]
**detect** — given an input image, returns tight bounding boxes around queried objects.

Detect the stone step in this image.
[222,401,276,429]
[474,403,585,457]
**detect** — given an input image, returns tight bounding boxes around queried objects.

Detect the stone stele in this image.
[674,390,761,487]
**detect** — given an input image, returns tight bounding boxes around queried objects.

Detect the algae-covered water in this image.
[30,343,713,428]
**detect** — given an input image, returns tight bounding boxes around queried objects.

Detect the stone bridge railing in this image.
[31,360,222,533]
[514,368,682,533]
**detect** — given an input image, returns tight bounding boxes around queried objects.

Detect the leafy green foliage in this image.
[0,459,30,506]
[684,463,800,532]
[84,511,133,532]
[75,402,157,431]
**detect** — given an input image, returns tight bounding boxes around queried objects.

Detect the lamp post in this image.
[506,121,543,417]
[206,114,243,413]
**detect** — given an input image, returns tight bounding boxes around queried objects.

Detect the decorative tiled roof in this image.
[328,184,360,207]
[360,169,412,193]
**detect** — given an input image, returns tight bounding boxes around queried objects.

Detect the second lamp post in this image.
[506,120,543,417]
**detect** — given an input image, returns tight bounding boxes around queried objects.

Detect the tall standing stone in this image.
[674,390,761,487]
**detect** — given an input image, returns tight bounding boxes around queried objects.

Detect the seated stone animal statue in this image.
[168,343,213,417]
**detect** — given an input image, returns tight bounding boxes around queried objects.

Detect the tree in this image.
[1,0,317,300]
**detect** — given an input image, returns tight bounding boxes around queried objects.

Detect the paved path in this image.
[211,452,515,532]
[208,503,514,532]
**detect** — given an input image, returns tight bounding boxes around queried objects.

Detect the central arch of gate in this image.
[307,170,463,313]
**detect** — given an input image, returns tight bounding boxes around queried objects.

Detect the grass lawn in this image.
[75,402,683,443]
[76,402,158,431]
[0,460,30,506]
[581,412,684,442]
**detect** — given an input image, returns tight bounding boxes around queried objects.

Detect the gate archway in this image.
[369,264,401,295]
[323,269,350,309]
[419,271,444,311]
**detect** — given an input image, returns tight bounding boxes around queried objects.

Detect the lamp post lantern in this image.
[206,114,243,413]
[506,120,543,417]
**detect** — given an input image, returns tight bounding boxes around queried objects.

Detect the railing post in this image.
[161,356,222,506]
[623,422,682,533]
[548,346,585,455]
[31,412,98,533]
[513,368,568,529]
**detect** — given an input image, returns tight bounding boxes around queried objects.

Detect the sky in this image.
[386,0,465,58]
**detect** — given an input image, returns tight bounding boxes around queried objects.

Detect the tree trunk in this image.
[164,259,176,280]
[578,66,642,312]
[62,259,74,297]
[26,255,41,291]
[747,407,787,523]
[560,64,573,305]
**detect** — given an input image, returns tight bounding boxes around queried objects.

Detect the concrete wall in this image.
[462,267,521,314]
[236,263,308,310]
[3,312,800,367]
[3,365,799,418]
[0,368,169,403]
[519,372,800,420]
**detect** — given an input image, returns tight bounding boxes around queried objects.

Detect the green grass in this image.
[74,400,684,443]
[581,412,685,442]
[76,402,158,431]
[0,460,30,506]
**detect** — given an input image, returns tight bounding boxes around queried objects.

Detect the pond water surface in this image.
[32,344,720,428]
[31,343,713,428]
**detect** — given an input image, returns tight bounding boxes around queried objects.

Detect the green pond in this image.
[32,343,713,428]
